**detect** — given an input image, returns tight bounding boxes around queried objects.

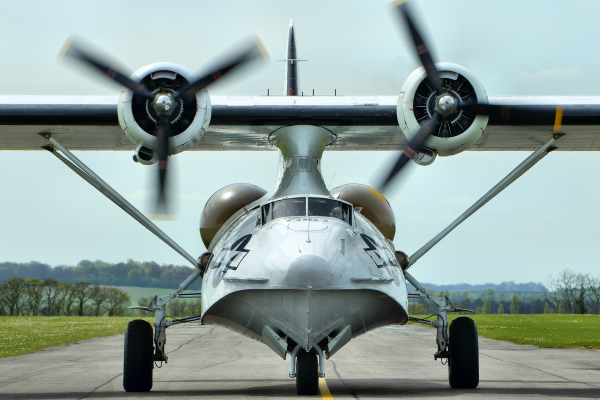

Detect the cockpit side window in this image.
[308,198,352,225]
[262,198,307,223]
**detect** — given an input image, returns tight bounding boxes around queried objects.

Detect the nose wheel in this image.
[295,351,319,395]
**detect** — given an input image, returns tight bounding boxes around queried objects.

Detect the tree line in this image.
[0,260,201,290]
[407,281,548,293]
[542,270,600,314]
[0,277,131,316]
[408,290,539,315]
[409,270,600,315]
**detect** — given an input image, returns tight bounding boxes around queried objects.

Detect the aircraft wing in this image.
[1,94,599,151]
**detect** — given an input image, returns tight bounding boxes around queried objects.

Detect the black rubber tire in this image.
[296,350,319,395]
[123,319,154,392]
[448,316,479,389]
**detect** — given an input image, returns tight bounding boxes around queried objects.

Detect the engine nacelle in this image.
[397,62,489,158]
[200,183,268,249]
[331,184,396,241]
[118,62,212,164]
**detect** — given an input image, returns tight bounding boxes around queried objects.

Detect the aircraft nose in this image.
[286,255,333,288]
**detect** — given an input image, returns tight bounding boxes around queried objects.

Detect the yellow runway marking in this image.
[319,377,333,399]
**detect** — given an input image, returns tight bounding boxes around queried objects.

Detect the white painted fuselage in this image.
[200,125,409,358]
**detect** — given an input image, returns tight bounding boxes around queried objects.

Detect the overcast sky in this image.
[1,0,599,286]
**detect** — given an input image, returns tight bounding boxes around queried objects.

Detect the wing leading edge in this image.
[0,94,599,151]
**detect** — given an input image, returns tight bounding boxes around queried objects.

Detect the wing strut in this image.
[407,133,565,268]
[39,133,198,268]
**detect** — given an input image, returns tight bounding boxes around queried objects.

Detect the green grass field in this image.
[411,314,600,349]
[2,314,598,359]
[0,316,153,358]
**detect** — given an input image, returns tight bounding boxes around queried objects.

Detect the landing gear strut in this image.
[126,268,203,392]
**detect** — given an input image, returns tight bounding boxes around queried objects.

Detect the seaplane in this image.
[1,1,599,395]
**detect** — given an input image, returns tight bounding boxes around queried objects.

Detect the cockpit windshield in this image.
[308,198,352,225]
[261,196,353,225]
[262,197,306,224]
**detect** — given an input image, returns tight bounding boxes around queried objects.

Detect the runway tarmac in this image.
[0,323,598,399]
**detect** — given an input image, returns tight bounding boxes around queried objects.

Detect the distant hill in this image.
[408,281,548,293]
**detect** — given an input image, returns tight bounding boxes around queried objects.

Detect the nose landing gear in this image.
[289,343,325,396]
[296,351,319,395]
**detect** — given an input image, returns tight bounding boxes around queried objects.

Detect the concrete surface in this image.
[0,323,598,399]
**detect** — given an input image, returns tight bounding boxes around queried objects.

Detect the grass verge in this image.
[410,314,600,349]
[0,316,153,359]
[3,314,598,359]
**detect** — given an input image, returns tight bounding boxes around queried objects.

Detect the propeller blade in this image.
[380,112,440,192]
[58,36,153,99]
[174,36,269,101]
[390,0,444,94]
[153,115,173,218]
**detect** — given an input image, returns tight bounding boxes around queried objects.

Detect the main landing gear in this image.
[448,317,479,388]
[123,319,154,392]
[396,135,568,389]
[124,268,204,393]
[404,270,479,389]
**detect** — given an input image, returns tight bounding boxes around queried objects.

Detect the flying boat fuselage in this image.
[200,125,409,357]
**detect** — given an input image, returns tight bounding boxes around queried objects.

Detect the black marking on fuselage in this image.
[211,234,252,271]
[360,233,388,268]
[210,234,253,288]
[360,233,399,268]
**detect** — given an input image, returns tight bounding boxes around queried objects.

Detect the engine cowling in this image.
[118,62,212,165]
[397,62,489,158]
[200,183,268,249]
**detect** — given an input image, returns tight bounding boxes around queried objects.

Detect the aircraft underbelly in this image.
[202,288,408,353]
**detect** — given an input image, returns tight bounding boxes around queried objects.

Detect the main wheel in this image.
[448,316,479,389]
[123,319,154,392]
[296,350,319,395]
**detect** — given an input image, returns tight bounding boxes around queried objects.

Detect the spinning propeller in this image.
[380,1,448,192]
[59,35,269,218]
[381,0,561,192]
